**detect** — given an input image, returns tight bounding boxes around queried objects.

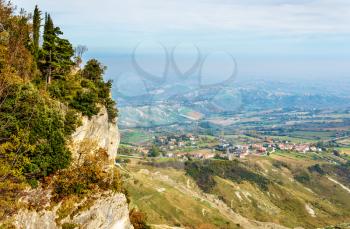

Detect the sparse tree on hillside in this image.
[148,145,161,157]
[74,45,88,68]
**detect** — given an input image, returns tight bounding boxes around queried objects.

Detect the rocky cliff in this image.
[14,192,132,229]
[71,106,120,161]
[13,107,133,229]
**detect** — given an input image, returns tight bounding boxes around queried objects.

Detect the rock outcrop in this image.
[14,193,132,229]
[71,106,120,161]
[70,193,131,229]
[13,107,133,229]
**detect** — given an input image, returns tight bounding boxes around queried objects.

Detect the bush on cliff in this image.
[52,148,123,202]
[129,208,151,229]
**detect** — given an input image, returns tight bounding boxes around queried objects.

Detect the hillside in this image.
[120,151,350,229]
[117,82,350,129]
[0,2,134,228]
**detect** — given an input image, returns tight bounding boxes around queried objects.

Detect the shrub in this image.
[105,97,118,123]
[0,179,27,220]
[147,145,161,157]
[308,164,325,175]
[62,223,79,229]
[272,160,290,170]
[52,148,123,202]
[294,171,311,184]
[70,91,100,118]
[118,145,134,155]
[129,208,150,229]
[64,109,81,136]
[48,70,117,122]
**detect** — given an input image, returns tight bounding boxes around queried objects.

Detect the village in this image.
[147,134,324,161]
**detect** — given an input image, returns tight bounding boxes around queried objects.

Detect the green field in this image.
[121,130,152,144]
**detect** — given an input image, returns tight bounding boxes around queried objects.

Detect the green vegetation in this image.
[32,5,41,60]
[147,145,162,157]
[121,148,350,229]
[124,160,239,229]
[185,160,270,192]
[121,130,151,144]
[52,149,123,202]
[48,59,118,120]
[118,145,135,155]
[272,160,290,169]
[308,164,325,175]
[0,83,73,180]
[39,13,74,80]
[0,1,119,220]
[293,170,311,184]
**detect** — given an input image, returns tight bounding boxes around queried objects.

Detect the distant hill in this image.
[117,81,350,128]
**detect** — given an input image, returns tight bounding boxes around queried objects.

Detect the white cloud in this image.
[12,0,350,35]
[10,0,350,82]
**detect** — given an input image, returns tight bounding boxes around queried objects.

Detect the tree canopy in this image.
[39,14,74,81]
[0,2,119,220]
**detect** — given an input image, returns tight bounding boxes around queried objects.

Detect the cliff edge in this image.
[71,106,120,161]
[13,107,133,229]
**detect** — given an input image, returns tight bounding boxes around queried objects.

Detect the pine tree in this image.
[32,5,41,61]
[39,14,74,84]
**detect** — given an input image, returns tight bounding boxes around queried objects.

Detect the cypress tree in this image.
[32,5,41,61]
[41,13,54,84]
[42,14,54,53]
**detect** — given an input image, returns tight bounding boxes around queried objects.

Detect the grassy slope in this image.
[122,152,350,229]
[124,161,239,229]
[213,155,350,229]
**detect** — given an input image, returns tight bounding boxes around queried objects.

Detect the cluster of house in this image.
[154,134,198,151]
[214,141,323,159]
[276,143,322,153]
[151,134,325,161]
[215,143,250,159]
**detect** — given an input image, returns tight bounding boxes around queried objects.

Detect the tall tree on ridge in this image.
[40,13,74,85]
[41,13,54,84]
[32,5,41,61]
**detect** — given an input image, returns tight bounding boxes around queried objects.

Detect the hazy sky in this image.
[12,0,350,81]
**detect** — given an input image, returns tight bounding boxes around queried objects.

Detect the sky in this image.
[12,0,350,82]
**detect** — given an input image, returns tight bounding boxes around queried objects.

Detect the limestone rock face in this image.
[71,193,132,229]
[14,193,133,229]
[70,106,119,161]
[12,107,133,229]
[14,209,57,229]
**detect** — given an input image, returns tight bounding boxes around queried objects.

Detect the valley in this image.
[117,81,350,228]
[3,0,350,228]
